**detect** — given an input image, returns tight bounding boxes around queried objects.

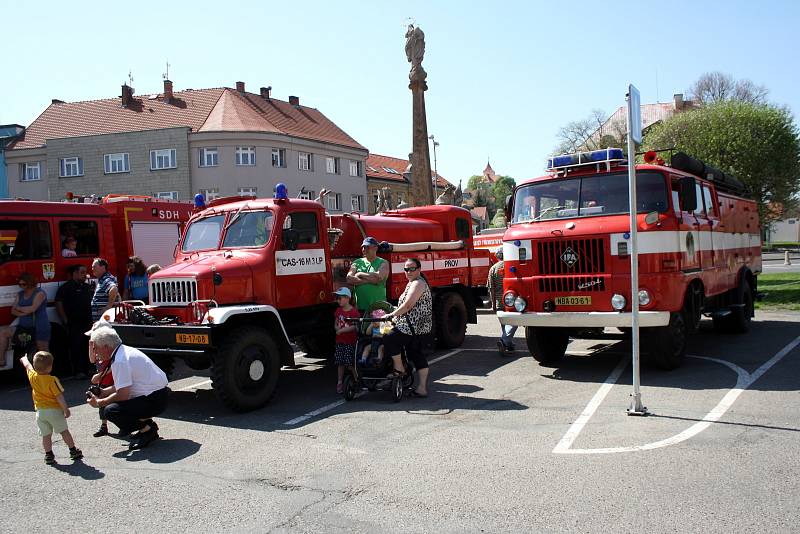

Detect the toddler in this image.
[333,287,359,393]
[21,351,82,465]
[360,309,387,366]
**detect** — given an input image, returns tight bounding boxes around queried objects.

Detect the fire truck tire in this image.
[435,292,467,349]
[212,327,281,412]
[644,312,687,370]
[713,282,753,334]
[525,327,569,365]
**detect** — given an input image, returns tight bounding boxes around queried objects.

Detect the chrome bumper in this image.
[497,310,670,328]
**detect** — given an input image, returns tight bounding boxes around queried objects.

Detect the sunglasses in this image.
[403,267,418,273]
[18,282,27,287]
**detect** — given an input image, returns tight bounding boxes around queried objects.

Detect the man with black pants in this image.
[55,265,93,377]
[86,326,168,449]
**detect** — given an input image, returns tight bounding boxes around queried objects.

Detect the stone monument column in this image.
[405,24,434,207]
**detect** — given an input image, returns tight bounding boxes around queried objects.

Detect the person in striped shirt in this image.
[90,258,119,322]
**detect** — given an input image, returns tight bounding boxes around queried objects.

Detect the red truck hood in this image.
[504,213,658,241]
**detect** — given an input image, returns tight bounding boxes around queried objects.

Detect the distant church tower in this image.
[483,160,497,184]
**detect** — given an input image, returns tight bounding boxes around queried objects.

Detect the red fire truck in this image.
[473,228,505,264]
[498,148,761,370]
[1,195,193,371]
[107,190,490,411]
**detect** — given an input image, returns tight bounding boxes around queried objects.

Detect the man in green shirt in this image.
[346,237,389,311]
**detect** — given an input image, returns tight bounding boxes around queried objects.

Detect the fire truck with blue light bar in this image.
[497,148,761,369]
[106,186,490,412]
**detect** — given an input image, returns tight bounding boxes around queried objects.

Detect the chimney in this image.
[121,84,134,107]
[235,81,245,93]
[260,86,272,100]
[163,79,173,102]
[289,95,300,107]
[673,93,684,110]
[51,99,64,105]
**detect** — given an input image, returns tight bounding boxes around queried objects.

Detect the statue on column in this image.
[405,24,426,82]
[405,24,434,206]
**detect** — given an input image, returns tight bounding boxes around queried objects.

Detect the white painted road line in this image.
[175,379,212,392]
[553,335,800,455]
[283,349,464,426]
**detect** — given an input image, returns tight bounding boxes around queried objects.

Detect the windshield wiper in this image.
[223,203,249,233]
[515,205,568,224]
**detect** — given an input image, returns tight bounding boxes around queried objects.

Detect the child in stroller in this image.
[359,308,387,367]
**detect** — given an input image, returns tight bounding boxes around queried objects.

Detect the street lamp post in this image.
[429,135,440,198]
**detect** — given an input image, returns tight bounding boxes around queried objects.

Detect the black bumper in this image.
[112,323,215,356]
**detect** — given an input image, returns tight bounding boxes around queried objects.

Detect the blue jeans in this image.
[500,325,518,348]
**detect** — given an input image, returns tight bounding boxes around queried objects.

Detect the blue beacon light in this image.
[274,183,288,200]
[194,193,206,209]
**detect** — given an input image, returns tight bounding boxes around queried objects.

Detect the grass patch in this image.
[756,273,800,311]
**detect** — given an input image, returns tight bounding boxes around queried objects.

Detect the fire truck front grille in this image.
[538,276,606,293]
[537,238,606,275]
[150,278,198,306]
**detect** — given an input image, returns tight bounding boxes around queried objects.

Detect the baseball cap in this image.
[361,237,379,247]
[84,318,111,336]
[333,287,352,298]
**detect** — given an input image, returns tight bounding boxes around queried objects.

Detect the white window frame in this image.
[150,148,177,170]
[237,186,257,196]
[22,162,41,182]
[155,191,179,200]
[199,188,220,201]
[60,156,83,177]
[325,192,342,211]
[104,152,130,174]
[299,152,313,171]
[199,147,218,168]
[326,156,340,174]
[235,146,256,166]
[349,160,361,177]
[271,148,285,168]
[298,189,316,200]
[351,194,364,212]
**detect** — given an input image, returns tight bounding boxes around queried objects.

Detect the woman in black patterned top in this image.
[382,258,433,397]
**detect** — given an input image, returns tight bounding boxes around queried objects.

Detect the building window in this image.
[351,194,364,212]
[238,186,257,196]
[349,160,362,177]
[199,148,218,167]
[325,192,342,211]
[200,188,220,201]
[235,146,256,166]
[22,162,41,182]
[155,191,179,200]
[104,153,129,174]
[299,152,313,171]
[298,189,315,200]
[59,157,84,177]
[150,149,177,170]
[271,148,285,168]
[326,157,340,174]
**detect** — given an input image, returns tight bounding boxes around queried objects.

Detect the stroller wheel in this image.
[391,377,403,403]
[343,375,357,401]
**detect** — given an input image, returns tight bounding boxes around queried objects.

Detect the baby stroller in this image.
[342,300,415,402]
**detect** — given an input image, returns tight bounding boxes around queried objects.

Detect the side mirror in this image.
[679,177,697,212]
[282,228,299,251]
[504,194,513,223]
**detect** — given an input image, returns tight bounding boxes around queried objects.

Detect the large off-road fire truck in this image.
[0,195,193,371]
[107,190,490,411]
[497,148,762,370]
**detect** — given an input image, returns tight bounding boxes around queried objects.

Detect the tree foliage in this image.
[688,71,769,106]
[553,109,627,155]
[491,175,516,209]
[466,175,484,191]
[643,101,800,224]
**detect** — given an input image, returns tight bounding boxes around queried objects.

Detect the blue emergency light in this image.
[194,193,206,209]
[274,183,288,200]
[547,148,625,172]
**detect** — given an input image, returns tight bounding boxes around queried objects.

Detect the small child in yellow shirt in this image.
[21,351,82,465]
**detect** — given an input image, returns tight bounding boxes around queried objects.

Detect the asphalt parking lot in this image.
[1,309,799,533]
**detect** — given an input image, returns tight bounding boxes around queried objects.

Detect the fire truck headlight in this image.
[503,291,517,308]
[513,296,527,312]
[611,294,626,311]
[638,289,651,306]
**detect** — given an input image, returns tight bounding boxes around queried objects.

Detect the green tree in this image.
[466,175,484,191]
[643,101,800,224]
[491,176,516,209]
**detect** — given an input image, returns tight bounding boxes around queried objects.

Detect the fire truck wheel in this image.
[212,327,281,412]
[435,292,467,349]
[644,312,687,370]
[713,282,753,334]
[525,327,569,365]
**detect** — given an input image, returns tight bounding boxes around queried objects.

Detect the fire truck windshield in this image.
[511,172,668,224]
[222,211,273,248]
[183,214,225,252]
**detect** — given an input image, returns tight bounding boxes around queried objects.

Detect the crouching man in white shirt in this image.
[87,326,169,450]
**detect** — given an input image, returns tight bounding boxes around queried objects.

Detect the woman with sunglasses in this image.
[382,258,433,397]
[0,272,51,363]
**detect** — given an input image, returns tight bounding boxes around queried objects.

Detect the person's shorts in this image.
[36,408,67,436]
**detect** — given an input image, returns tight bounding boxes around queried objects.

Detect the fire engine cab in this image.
[108,187,490,412]
[498,148,762,370]
[0,195,193,372]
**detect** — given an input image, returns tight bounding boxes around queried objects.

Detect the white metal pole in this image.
[626,89,646,416]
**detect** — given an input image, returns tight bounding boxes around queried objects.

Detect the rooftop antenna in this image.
[127,70,134,87]
[163,61,171,80]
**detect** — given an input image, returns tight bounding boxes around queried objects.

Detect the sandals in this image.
[408,389,428,398]
[386,369,405,378]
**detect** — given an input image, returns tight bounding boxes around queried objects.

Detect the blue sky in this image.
[2,0,798,185]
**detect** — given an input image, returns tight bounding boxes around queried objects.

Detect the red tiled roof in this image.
[472,206,488,220]
[10,86,366,151]
[366,153,451,188]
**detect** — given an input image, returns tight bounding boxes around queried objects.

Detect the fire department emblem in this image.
[560,247,579,267]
